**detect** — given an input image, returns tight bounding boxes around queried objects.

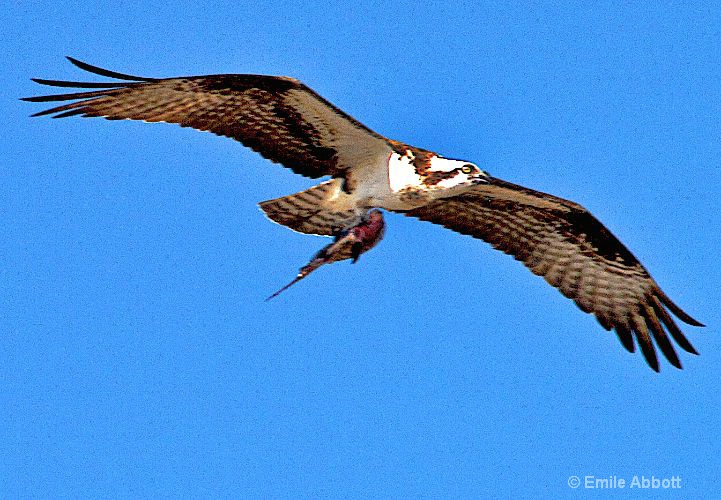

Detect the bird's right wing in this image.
[23,57,392,180]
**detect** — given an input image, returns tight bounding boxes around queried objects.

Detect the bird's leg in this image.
[265,210,386,300]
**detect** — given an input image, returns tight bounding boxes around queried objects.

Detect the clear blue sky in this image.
[4,1,720,497]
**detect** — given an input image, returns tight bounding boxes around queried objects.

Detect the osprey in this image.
[23,57,703,372]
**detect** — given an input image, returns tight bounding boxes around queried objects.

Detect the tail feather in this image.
[259,179,358,236]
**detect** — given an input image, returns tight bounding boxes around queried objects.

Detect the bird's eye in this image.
[461,164,475,174]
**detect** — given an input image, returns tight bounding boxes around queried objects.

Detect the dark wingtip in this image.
[29,108,57,117]
[614,326,635,353]
[679,313,705,328]
[632,316,662,372]
[641,345,661,373]
[656,288,704,327]
[66,56,94,70]
[52,109,86,119]
[65,56,157,82]
[30,77,126,89]
[666,354,683,370]
[31,77,61,86]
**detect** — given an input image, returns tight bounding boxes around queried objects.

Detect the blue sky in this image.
[4,1,720,497]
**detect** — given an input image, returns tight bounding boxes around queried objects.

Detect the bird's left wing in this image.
[22,57,391,180]
[397,177,703,371]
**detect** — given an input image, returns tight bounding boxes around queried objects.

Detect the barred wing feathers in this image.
[22,57,391,179]
[401,177,703,371]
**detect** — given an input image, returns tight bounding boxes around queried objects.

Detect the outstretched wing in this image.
[22,57,391,179]
[399,177,703,371]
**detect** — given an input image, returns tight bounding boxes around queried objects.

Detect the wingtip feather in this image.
[30,77,128,89]
[632,315,661,372]
[614,325,635,353]
[656,288,704,327]
[650,295,699,356]
[65,56,157,82]
[643,304,683,370]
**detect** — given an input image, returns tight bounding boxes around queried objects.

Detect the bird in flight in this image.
[23,57,703,371]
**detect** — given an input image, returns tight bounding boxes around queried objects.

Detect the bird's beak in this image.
[472,170,491,185]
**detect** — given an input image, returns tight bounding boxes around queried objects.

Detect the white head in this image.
[388,149,489,194]
[424,156,489,190]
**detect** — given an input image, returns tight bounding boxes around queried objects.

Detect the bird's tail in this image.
[258,179,358,236]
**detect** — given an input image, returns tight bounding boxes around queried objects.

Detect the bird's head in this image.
[422,157,490,191]
[388,149,490,195]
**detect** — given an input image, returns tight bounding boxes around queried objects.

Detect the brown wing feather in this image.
[22,57,391,179]
[400,177,703,371]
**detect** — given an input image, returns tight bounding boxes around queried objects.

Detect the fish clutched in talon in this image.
[266,210,385,300]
